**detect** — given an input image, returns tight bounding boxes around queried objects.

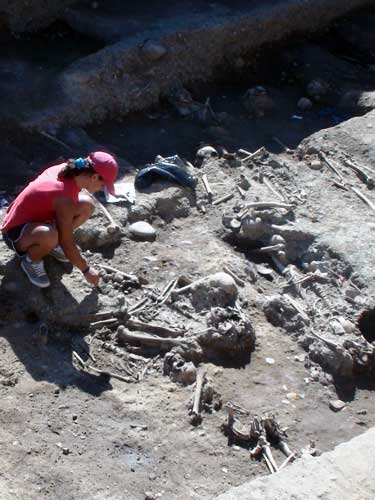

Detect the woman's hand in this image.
[84,267,100,287]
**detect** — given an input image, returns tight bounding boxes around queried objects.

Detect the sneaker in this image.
[21,255,50,288]
[49,245,69,263]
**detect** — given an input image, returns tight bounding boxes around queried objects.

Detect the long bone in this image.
[126,318,185,338]
[319,152,345,183]
[117,325,186,350]
[190,369,206,426]
[239,146,266,162]
[272,136,293,154]
[201,174,213,202]
[344,159,374,187]
[251,243,285,254]
[88,193,121,234]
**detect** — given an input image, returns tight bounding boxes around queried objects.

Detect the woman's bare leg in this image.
[15,224,58,262]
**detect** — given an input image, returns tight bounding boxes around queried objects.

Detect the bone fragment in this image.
[202,175,213,202]
[73,351,132,383]
[252,243,285,254]
[310,330,338,350]
[212,193,234,206]
[284,295,310,323]
[272,136,293,154]
[279,440,293,457]
[90,318,119,329]
[126,318,185,338]
[172,276,209,296]
[344,160,374,187]
[223,266,245,287]
[237,185,246,199]
[89,194,121,233]
[240,146,266,162]
[117,326,186,349]
[263,442,279,472]
[190,369,206,426]
[332,180,348,191]
[263,452,276,474]
[98,264,139,283]
[351,187,375,213]
[278,453,295,471]
[156,279,179,306]
[158,280,178,306]
[245,202,293,210]
[319,152,345,183]
[129,297,151,314]
[263,177,286,202]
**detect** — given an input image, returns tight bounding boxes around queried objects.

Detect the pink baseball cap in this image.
[89,151,119,194]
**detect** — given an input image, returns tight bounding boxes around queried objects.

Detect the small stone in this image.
[329,399,346,412]
[294,354,305,363]
[62,447,70,455]
[310,159,322,170]
[265,357,275,365]
[145,492,155,500]
[286,392,298,401]
[129,221,156,241]
[142,40,167,61]
[356,409,367,415]
[297,97,313,111]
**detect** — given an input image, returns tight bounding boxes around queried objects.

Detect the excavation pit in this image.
[1,3,375,500]
[358,308,375,344]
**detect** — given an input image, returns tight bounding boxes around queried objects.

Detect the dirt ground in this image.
[1,6,375,500]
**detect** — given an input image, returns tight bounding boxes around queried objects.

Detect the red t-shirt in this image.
[1,163,80,233]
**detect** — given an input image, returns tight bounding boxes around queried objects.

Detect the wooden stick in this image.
[202,175,213,202]
[351,187,375,212]
[212,193,234,206]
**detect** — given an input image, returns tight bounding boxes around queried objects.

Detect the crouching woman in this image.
[1,151,118,288]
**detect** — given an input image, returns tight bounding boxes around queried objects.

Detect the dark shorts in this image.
[2,223,29,257]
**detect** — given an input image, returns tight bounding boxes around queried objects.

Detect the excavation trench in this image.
[1,3,375,500]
